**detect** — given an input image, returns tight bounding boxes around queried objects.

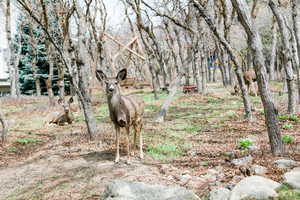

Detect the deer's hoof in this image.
[115,157,120,163]
[140,153,144,160]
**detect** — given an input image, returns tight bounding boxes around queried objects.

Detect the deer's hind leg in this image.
[125,126,131,163]
[137,121,144,160]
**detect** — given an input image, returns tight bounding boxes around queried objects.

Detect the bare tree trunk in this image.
[292,0,300,102]
[75,7,97,140]
[269,0,296,114]
[5,0,19,97]
[201,51,207,94]
[192,0,252,119]
[46,47,55,106]
[155,73,184,122]
[0,112,7,144]
[269,18,278,81]
[231,0,283,155]
[57,61,65,99]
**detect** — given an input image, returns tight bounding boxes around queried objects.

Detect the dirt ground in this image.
[0,83,299,200]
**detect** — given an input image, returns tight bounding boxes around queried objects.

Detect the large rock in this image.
[103,180,200,200]
[230,176,281,200]
[250,165,267,175]
[274,159,297,169]
[209,187,231,200]
[283,167,300,189]
[231,156,253,166]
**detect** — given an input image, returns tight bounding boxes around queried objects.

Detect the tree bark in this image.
[269,0,296,114]
[292,0,300,102]
[5,0,19,97]
[192,0,252,119]
[155,73,184,122]
[46,46,55,106]
[269,18,278,81]
[231,0,283,155]
[0,112,7,144]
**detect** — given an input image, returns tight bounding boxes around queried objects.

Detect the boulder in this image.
[209,187,231,200]
[230,176,281,200]
[103,180,200,200]
[250,165,267,175]
[231,156,253,166]
[283,167,300,189]
[274,159,297,169]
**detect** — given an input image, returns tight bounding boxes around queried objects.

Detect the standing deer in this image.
[243,70,257,96]
[232,70,257,96]
[96,68,144,163]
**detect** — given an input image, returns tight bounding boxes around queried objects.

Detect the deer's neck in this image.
[107,92,122,108]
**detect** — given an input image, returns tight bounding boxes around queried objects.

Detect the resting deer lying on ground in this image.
[96,68,145,163]
[46,97,74,125]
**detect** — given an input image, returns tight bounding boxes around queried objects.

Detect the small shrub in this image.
[7,147,18,153]
[283,123,293,129]
[282,136,294,144]
[289,115,299,122]
[238,139,253,150]
[279,114,289,120]
[279,114,299,122]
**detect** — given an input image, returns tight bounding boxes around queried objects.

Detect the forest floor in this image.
[0,82,300,200]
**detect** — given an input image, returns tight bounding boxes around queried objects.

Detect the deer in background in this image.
[243,70,257,96]
[96,68,144,163]
[46,97,75,125]
[232,70,257,96]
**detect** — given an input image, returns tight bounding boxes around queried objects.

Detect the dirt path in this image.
[0,142,170,200]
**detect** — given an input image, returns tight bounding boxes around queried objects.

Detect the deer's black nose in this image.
[109,88,114,92]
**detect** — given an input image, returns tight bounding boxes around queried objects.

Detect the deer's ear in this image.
[116,68,127,81]
[96,70,107,82]
[68,97,74,104]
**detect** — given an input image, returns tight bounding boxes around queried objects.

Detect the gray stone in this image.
[248,145,259,151]
[274,159,297,169]
[283,167,300,189]
[250,165,267,175]
[103,180,201,200]
[231,156,253,166]
[230,176,281,200]
[209,187,231,200]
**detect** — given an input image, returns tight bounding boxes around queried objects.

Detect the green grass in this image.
[137,91,169,103]
[144,104,160,113]
[15,137,40,145]
[147,143,183,161]
[183,124,201,133]
[95,105,109,121]
[275,184,300,200]
[7,146,19,153]
[206,97,221,104]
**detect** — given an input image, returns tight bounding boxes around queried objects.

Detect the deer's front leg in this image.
[115,125,120,163]
[138,122,144,160]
